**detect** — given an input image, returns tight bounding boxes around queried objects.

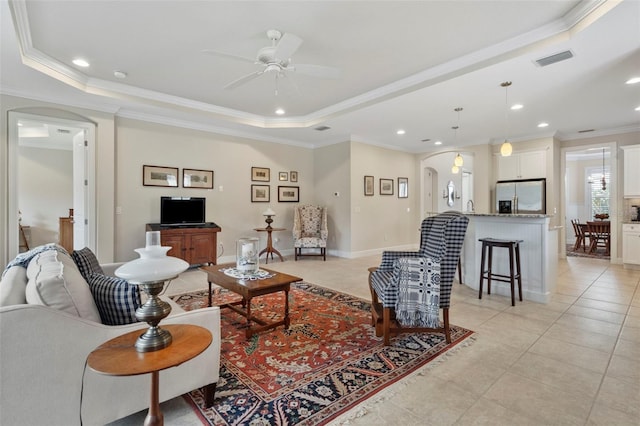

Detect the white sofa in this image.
[0,245,220,425]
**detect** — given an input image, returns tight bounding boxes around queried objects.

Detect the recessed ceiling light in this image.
[396,129,406,135]
[113,70,127,79]
[626,77,640,85]
[538,122,549,128]
[635,106,640,111]
[72,58,89,67]
[511,104,523,110]
[275,108,285,115]
[434,141,442,145]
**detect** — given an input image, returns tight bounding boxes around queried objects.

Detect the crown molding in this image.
[8,0,615,132]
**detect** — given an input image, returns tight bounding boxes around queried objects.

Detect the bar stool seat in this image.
[478,238,523,306]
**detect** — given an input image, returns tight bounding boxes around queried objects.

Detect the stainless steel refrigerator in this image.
[496,178,546,214]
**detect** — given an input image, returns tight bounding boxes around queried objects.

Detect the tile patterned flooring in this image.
[110,255,640,425]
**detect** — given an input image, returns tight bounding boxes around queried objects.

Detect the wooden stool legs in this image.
[478,238,523,306]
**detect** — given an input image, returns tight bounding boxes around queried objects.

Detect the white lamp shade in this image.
[454,153,464,167]
[117,231,189,282]
[263,208,276,216]
[116,246,188,282]
[451,165,460,174]
[500,141,513,157]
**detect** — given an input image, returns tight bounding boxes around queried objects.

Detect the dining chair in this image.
[586,221,610,255]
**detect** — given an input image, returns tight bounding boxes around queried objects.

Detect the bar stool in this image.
[478,238,523,306]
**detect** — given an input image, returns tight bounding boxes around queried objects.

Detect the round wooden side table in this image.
[254,227,286,263]
[87,324,212,426]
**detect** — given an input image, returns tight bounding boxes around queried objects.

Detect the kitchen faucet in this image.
[467,200,474,212]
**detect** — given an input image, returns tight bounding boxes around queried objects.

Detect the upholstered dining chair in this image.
[293,205,328,261]
[368,211,469,345]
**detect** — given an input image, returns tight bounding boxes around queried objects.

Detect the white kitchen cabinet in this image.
[623,223,640,265]
[497,150,546,180]
[621,145,640,198]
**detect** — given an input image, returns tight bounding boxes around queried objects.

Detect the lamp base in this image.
[135,326,173,352]
[133,279,175,353]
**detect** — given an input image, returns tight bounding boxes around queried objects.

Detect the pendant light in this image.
[451,107,463,173]
[600,148,607,190]
[500,81,513,157]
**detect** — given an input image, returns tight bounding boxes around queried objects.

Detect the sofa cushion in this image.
[87,273,140,325]
[71,247,104,280]
[0,266,28,306]
[25,250,101,322]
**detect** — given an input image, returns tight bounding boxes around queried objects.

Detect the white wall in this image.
[313,142,351,255]
[18,145,72,247]
[350,141,419,254]
[3,93,638,268]
[114,118,315,262]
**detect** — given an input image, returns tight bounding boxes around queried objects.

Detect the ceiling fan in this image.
[203,29,341,90]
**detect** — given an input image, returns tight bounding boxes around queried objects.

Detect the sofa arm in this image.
[0,304,220,426]
[100,262,124,277]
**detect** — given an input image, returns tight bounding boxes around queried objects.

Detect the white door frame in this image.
[7,111,96,259]
[560,141,618,262]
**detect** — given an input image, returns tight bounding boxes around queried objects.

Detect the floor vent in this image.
[534,50,574,67]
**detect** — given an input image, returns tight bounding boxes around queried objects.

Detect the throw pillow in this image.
[87,273,140,325]
[25,249,102,322]
[0,265,28,306]
[71,247,104,281]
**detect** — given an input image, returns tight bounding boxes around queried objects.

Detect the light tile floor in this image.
[110,255,640,425]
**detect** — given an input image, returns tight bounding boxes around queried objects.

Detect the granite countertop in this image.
[464,212,552,218]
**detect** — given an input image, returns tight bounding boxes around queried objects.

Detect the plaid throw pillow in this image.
[71,247,104,281]
[87,273,140,325]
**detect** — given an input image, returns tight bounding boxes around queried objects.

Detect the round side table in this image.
[87,324,212,426]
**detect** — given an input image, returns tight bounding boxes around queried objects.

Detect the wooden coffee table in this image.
[201,264,302,338]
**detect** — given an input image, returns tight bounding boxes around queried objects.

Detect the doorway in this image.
[561,142,617,261]
[7,111,96,259]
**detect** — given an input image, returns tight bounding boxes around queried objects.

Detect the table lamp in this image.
[115,231,189,352]
[263,207,276,229]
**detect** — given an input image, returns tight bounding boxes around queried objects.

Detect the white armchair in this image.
[293,205,328,261]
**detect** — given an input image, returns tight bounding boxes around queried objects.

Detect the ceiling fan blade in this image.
[224,70,264,90]
[201,49,255,64]
[274,33,303,60]
[292,63,341,79]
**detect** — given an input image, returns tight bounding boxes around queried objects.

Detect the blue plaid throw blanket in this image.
[1,243,64,278]
[394,257,441,328]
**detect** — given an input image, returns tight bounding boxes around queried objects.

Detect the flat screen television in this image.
[160,196,206,226]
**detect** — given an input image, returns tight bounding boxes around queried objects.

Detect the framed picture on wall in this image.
[251,185,270,202]
[183,168,213,189]
[279,171,288,181]
[380,178,394,195]
[251,167,270,182]
[290,171,298,182]
[278,186,299,202]
[398,177,408,198]
[143,165,178,187]
[364,175,374,196]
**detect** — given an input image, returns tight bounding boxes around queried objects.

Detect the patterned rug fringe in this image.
[328,335,477,425]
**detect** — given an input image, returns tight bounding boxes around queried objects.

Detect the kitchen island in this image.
[461,213,559,303]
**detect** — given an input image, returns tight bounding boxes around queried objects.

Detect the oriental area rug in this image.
[172,282,474,426]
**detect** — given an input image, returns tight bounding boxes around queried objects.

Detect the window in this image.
[587,166,610,218]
